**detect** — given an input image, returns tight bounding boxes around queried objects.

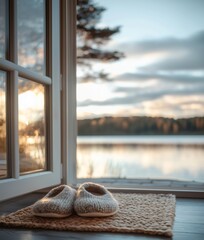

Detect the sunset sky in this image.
[77,0,204,119]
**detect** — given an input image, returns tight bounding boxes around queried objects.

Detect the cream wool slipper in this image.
[32,185,76,218]
[74,182,119,217]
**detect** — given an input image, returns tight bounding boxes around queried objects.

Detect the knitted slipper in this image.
[32,185,76,218]
[74,182,119,217]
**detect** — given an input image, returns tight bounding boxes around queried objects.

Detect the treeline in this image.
[78,116,204,135]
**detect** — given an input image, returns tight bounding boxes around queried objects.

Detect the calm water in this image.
[77,135,204,181]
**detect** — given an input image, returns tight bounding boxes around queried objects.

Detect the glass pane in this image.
[0,71,7,179]
[18,78,46,174]
[0,0,6,58]
[77,0,204,183]
[17,0,46,75]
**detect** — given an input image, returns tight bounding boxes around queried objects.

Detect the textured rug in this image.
[0,193,176,237]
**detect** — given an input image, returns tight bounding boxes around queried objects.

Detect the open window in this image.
[0,0,61,201]
[1,0,203,201]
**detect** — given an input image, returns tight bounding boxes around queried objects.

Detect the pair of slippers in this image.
[32,182,119,218]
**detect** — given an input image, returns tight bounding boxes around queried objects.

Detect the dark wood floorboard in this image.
[0,192,204,240]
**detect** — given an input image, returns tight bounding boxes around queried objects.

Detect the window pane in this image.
[17,0,46,75]
[77,0,204,182]
[19,78,46,174]
[0,0,6,58]
[0,71,7,179]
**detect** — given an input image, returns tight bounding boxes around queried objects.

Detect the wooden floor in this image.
[0,192,204,240]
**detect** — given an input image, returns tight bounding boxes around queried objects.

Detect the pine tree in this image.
[77,0,124,81]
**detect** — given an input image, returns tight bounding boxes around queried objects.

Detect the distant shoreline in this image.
[78,116,204,136]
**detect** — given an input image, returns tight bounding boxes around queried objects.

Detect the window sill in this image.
[75,178,204,198]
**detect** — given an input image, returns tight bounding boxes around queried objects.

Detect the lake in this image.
[77,135,204,182]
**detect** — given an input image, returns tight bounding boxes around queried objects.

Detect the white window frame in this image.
[0,0,61,201]
[61,0,77,186]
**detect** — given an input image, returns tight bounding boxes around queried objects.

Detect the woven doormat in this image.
[0,193,176,237]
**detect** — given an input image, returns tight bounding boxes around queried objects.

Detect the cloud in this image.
[117,30,204,71]
[77,70,204,107]
[113,72,204,84]
[78,82,204,107]
[77,30,204,118]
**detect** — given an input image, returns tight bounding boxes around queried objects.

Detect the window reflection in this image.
[18,78,46,174]
[0,0,6,58]
[17,0,46,75]
[0,71,7,179]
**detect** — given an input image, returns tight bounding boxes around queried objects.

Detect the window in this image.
[76,0,204,189]
[0,0,61,201]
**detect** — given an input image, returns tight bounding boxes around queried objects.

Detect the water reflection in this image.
[18,78,46,174]
[77,140,204,181]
